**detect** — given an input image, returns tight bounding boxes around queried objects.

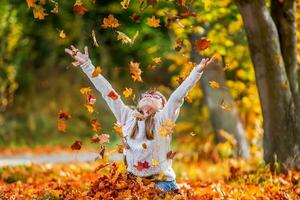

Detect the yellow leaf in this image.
[152,159,159,167]
[209,81,220,89]
[114,122,123,138]
[85,104,94,113]
[152,57,161,64]
[120,0,131,9]
[116,30,139,45]
[59,30,66,38]
[80,87,92,95]
[218,129,237,146]
[123,87,133,98]
[158,119,175,138]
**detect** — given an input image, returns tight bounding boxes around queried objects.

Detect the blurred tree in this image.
[235,0,300,171]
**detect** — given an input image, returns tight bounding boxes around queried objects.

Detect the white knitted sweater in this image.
[80,59,203,181]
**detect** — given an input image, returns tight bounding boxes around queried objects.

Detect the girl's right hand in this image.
[64,45,90,65]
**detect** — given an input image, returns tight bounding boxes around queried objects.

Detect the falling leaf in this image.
[113,122,123,138]
[166,150,177,159]
[90,134,110,144]
[142,143,148,149]
[116,30,139,45]
[85,93,97,105]
[58,30,66,38]
[195,37,211,51]
[158,119,175,138]
[26,0,36,8]
[152,159,159,167]
[219,99,232,111]
[92,30,100,47]
[146,16,160,28]
[129,61,143,82]
[90,119,101,132]
[73,0,88,15]
[190,132,196,136]
[179,11,197,18]
[209,81,220,89]
[33,6,48,20]
[123,87,133,98]
[98,145,106,158]
[152,57,161,64]
[134,160,150,171]
[120,0,131,9]
[50,0,59,14]
[219,129,237,146]
[58,110,72,120]
[101,14,120,29]
[57,120,67,132]
[85,104,94,113]
[92,66,102,77]
[176,76,185,85]
[130,12,141,23]
[107,90,119,100]
[80,87,92,95]
[71,140,82,150]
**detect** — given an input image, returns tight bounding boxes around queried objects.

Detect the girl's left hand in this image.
[195,55,216,73]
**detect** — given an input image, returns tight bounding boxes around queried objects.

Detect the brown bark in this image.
[235,0,300,170]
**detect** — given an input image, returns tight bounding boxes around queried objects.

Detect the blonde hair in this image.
[130,88,167,140]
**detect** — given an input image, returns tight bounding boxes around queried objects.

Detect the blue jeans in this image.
[155,180,178,192]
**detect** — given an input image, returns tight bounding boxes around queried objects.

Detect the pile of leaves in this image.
[1,158,300,199]
[87,162,192,199]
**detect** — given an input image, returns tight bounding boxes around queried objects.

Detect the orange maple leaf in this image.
[33,6,48,20]
[101,14,120,29]
[129,61,143,82]
[92,66,102,77]
[146,16,160,28]
[26,0,36,8]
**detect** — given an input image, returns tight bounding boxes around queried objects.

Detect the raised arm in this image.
[65,45,133,125]
[80,59,133,125]
[156,57,215,123]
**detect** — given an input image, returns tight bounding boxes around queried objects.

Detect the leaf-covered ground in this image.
[1,157,300,199]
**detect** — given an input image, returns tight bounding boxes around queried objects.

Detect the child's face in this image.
[137,93,163,115]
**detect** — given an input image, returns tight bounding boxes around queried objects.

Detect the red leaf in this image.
[73,4,88,15]
[71,140,82,150]
[58,110,72,120]
[195,37,211,51]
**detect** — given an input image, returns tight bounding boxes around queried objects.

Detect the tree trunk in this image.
[235,0,300,171]
[189,33,250,159]
[270,0,300,143]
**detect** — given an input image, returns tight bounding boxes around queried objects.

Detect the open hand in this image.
[64,45,90,65]
[195,55,216,73]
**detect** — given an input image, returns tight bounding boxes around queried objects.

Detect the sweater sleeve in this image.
[155,67,203,124]
[80,59,133,125]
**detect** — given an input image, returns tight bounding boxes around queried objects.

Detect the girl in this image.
[65,45,215,193]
